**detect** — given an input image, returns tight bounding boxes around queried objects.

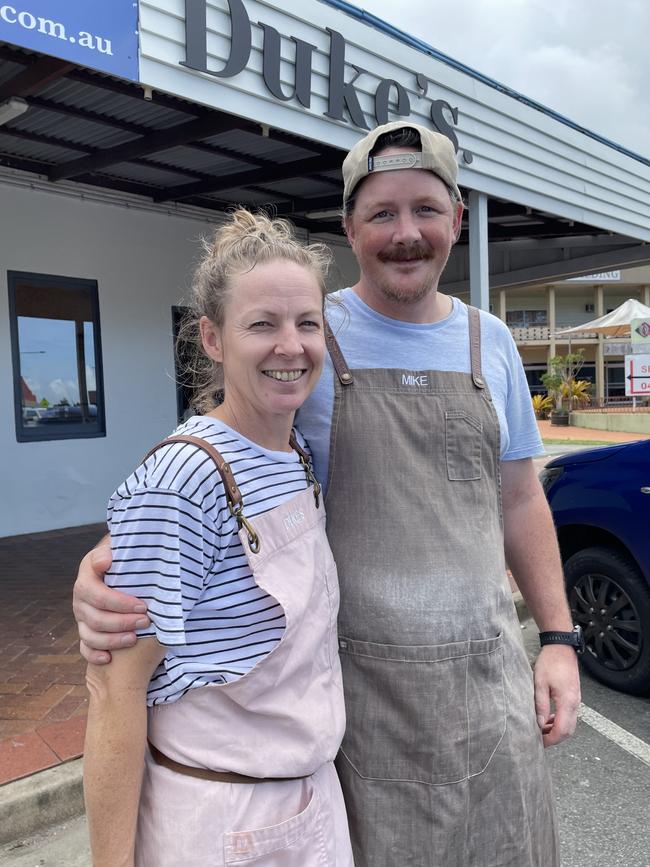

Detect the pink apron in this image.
[135,436,352,866]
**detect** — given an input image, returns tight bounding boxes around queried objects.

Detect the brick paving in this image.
[0,524,104,784]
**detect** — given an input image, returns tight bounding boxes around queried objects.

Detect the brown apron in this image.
[134,436,353,866]
[324,306,559,866]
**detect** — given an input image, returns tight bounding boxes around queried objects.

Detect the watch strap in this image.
[539,628,583,652]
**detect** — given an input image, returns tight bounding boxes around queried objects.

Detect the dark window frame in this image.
[506,309,548,328]
[172,305,192,425]
[8,270,106,443]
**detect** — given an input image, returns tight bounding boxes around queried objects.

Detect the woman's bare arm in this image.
[84,636,165,867]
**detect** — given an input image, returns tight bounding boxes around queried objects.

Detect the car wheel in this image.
[564,546,650,695]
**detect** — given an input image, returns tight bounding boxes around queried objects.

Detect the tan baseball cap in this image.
[342,121,461,206]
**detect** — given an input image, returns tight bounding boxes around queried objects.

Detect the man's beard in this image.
[377,274,436,305]
[376,245,443,306]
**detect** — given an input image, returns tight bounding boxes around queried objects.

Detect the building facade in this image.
[2,0,650,536]
[476,268,650,402]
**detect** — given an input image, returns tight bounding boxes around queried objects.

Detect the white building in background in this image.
[1,0,650,536]
[471,268,650,402]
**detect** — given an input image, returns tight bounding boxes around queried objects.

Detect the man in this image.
[74,121,581,866]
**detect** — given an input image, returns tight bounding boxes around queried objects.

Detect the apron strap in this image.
[143,434,243,509]
[142,430,322,547]
[143,434,261,552]
[325,308,484,389]
[467,306,485,389]
[289,431,321,508]
[148,741,310,784]
[325,320,354,386]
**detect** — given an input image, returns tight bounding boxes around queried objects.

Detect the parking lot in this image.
[520,620,650,867]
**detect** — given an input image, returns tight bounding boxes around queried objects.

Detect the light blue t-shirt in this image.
[297,289,543,489]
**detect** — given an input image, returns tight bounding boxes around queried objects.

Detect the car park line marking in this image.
[578,703,650,767]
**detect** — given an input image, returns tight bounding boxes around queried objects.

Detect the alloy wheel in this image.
[570,572,642,671]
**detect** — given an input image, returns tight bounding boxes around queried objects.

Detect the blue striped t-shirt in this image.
[106,416,311,706]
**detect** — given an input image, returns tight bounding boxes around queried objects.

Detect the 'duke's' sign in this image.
[181,0,472,158]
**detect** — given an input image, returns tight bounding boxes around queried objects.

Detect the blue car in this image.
[539,439,650,695]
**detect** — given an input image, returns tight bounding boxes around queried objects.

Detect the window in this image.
[605,362,625,399]
[506,310,548,328]
[579,364,596,385]
[524,362,595,397]
[172,306,224,424]
[172,306,193,424]
[8,272,105,442]
[523,364,548,395]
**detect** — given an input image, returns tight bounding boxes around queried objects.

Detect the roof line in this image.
[321,0,650,168]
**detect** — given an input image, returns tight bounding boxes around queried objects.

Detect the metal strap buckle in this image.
[229,500,260,554]
[297,452,321,508]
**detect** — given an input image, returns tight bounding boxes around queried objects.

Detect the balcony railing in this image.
[509,325,599,342]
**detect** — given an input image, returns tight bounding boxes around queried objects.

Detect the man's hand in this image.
[73,539,150,664]
[533,644,581,747]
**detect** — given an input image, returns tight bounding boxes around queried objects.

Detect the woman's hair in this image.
[177,208,332,414]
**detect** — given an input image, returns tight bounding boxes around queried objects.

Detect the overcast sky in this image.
[361,0,650,158]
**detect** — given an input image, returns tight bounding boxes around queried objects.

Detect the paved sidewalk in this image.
[538,419,650,442]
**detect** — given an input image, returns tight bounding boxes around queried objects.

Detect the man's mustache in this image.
[378,245,431,262]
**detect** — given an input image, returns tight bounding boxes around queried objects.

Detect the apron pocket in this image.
[223,788,328,866]
[338,633,506,785]
[445,410,483,481]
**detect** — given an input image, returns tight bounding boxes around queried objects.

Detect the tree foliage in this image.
[541,350,586,411]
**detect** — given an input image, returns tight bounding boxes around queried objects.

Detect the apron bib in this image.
[324,305,558,867]
[134,437,353,867]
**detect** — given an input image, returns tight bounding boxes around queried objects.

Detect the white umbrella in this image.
[555,298,650,337]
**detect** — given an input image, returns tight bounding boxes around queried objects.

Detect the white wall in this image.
[0,179,355,537]
[0,182,208,535]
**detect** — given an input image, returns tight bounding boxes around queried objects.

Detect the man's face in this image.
[344,147,463,313]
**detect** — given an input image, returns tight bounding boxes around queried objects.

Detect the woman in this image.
[83,210,353,866]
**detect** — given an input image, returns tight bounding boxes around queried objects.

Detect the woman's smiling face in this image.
[200,258,325,440]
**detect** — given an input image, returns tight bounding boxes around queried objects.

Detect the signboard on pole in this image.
[0,1,139,81]
[604,342,632,356]
[631,317,650,352]
[625,353,650,396]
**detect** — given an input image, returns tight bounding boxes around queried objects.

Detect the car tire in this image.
[564,546,650,695]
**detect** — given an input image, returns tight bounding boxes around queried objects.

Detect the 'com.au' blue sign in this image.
[0,1,139,81]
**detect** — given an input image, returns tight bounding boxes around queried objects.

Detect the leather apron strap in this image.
[325,320,354,386]
[325,305,485,391]
[144,434,243,508]
[143,434,261,552]
[468,305,485,389]
[143,432,321,554]
[148,741,309,784]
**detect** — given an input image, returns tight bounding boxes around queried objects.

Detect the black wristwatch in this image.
[539,625,585,655]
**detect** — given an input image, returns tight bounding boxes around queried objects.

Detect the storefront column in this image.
[498,289,507,322]
[547,285,556,363]
[468,191,489,311]
[595,284,605,402]
[643,285,650,307]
